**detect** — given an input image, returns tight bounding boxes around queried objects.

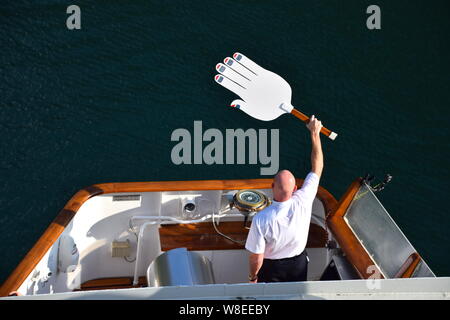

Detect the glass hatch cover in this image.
[343,182,434,278]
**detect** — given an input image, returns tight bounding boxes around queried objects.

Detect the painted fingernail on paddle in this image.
[216,63,225,72]
[233,53,242,61]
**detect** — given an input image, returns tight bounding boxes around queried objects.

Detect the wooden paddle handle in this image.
[291,108,338,140]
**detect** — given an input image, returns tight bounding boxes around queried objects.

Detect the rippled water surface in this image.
[1,0,449,282]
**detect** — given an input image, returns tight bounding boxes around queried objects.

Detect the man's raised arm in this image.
[307,115,324,178]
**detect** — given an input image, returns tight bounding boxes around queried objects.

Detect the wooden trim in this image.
[0,178,337,297]
[394,252,421,278]
[160,221,247,251]
[75,276,147,291]
[327,178,362,219]
[311,180,338,218]
[326,178,385,279]
[159,221,329,251]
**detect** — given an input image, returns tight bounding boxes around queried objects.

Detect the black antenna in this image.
[363,173,375,186]
[371,174,393,192]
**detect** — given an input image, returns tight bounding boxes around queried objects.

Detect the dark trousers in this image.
[257,251,308,283]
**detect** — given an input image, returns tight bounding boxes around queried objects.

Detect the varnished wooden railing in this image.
[326,178,385,280]
[75,276,147,291]
[0,178,337,297]
[159,221,329,251]
[395,252,421,278]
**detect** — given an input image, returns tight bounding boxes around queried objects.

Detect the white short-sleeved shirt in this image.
[245,172,320,259]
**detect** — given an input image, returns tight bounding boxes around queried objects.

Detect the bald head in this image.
[273,170,297,202]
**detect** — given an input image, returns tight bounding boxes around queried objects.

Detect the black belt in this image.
[264,250,307,262]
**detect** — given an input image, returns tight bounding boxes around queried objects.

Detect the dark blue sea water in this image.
[1,0,449,283]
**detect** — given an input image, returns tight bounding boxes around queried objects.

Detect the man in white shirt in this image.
[245,115,324,283]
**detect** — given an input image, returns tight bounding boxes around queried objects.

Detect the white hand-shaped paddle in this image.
[214,52,337,140]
